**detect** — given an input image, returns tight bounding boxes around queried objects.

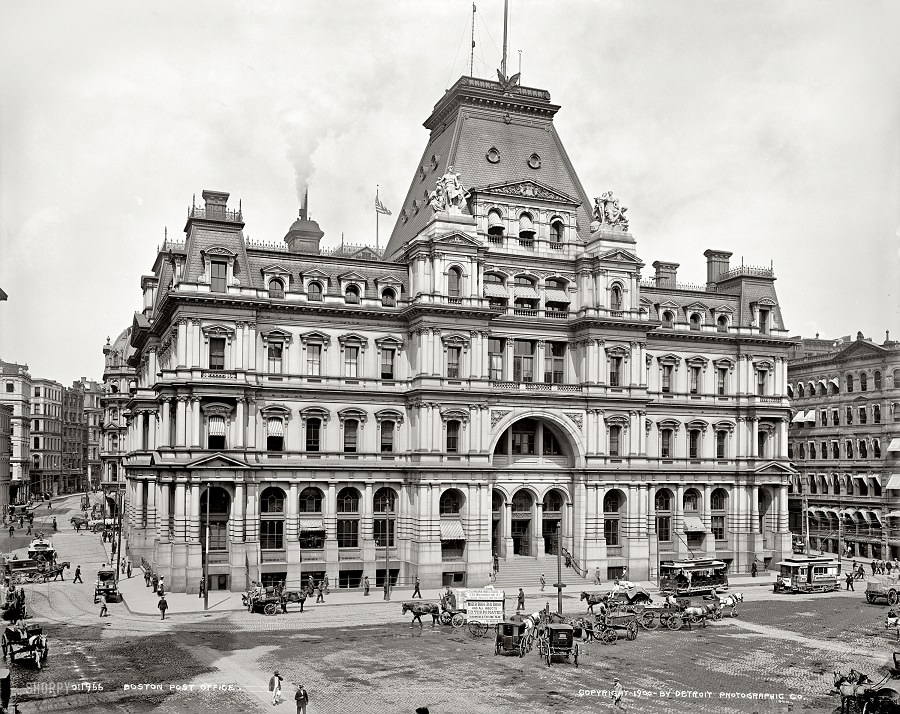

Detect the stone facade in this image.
[31,379,63,496]
[80,378,104,491]
[0,360,30,504]
[100,330,134,499]
[0,404,11,515]
[787,332,900,558]
[116,75,796,593]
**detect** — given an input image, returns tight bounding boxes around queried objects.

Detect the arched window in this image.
[717,315,728,333]
[809,443,817,460]
[550,219,564,245]
[798,444,805,459]
[307,282,323,301]
[374,487,397,513]
[487,208,504,237]
[797,384,805,399]
[31,455,40,469]
[662,311,674,329]
[655,489,671,511]
[846,374,854,392]
[337,487,360,513]
[655,488,672,542]
[512,490,533,513]
[492,491,504,512]
[683,489,700,512]
[336,487,360,548]
[711,489,727,510]
[448,268,462,298]
[860,373,868,391]
[440,489,463,515]
[875,371,882,390]
[269,279,285,299]
[846,407,853,425]
[381,289,396,307]
[298,487,323,512]
[110,408,118,420]
[603,491,623,546]
[344,285,360,304]
[689,313,701,331]
[610,285,623,311]
[543,489,563,512]
[518,212,535,242]
[710,489,727,539]
[259,486,285,550]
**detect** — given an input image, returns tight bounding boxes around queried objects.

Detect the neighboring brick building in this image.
[80,378,104,491]
[787,331,900,558]
[0,360,31,505]
[30,378,63,497]
[0,403,11,515]
[62,383,85,493]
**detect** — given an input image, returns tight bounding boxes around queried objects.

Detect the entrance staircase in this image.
[492,555,591,593]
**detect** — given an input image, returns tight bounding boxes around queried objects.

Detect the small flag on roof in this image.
[375,194,391,215]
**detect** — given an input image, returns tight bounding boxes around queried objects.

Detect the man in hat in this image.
[294,681,309,713]
[540,573,546,591]
[269,670,283,706]
[612,677,626,710]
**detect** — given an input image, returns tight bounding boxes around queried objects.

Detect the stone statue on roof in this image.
[438,166,466,215]
[592,191,629,232]
[428,184,445,213]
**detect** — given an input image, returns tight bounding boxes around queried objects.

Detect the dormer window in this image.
[689,313,702,331]
[662,311,675,329]
[211,261,227,293]
[717,315,728,332]
[269,279,284,299]
[382,289,396,307]
[307,282,323,301]
[345,285,360,304]
[758,308,770,334]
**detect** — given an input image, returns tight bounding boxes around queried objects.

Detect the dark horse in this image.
[401,602,439,626]
[580,592,607,615]
[1,602,26,623]
[47,562,70,582]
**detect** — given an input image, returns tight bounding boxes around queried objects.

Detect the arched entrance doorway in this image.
[510,489,534,555]
[542,488,565,555]
[491,490,504,556]
[201,486,231,590]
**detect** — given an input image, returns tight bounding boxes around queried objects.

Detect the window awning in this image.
[829,378,839,389]
[888,511,900,518]
[545,289,570,304]
[483,283,508,298]
[886,474,900,490]
[298,518,325,531]
[803,410,816,422]
[791,411,806,424]
[514,286,539,299]
[682,516,706,533]
[267,418,284,437]
[888,438,900,453]
[208,416,226,436]
[440,519,466,541]
[862,510,881,522]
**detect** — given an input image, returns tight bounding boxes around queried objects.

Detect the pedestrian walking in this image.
[612,677,626,711]
[73,565,83,583]
[363,576,370,596]
[315,582,324,603]
[493,552,499,574]
[516,587,525,612]
[751,561,758,577]
[47,499,52,511]
[594,567,602,585]
[846,573,855,591]
[144,570,151,586]
[25,524,31,536]
[858,564,866,580]
[158,596,169,620]
[99,594,108,617]
[269,670,284,706]
[126,562,132,579]
[872,560,878,575]
[158,575,165,594]
[412,577,422,598]
[52,517,57,532]
[6,526,11,538]
[199,579,205,599]
[889,562,894,576]
[294,682,310,714]
[540,573,546,591]
[111,541,117,557]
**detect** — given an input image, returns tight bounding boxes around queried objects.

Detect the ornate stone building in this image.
[80,378,104,491]
[30,379,63,497]
[787,332,900,558]
[118,73,796,593]
[0,404,11,514]
[100,330,135,503]
[0,360,30,505]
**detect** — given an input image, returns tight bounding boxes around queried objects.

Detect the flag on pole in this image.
[375,194,392,215]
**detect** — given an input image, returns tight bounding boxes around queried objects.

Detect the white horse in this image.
[718,592,744,615]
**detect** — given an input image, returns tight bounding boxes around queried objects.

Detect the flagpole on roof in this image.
[376,185,380,252]
[470,3,476,77]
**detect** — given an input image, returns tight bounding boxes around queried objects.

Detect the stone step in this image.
[492,556,590,590]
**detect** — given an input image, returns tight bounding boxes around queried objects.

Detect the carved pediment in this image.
[338,271,367,283]
[434,231,482,247]
[302,268,329,280]
[471,179,580,206]
[597,248,642,265]
[186,453,248,469]
[201,246,237,258]
[712,304,735,314]
[683,301,710,311]
[261,263,292,275]
[753,461,798,478]
[833,341,887,362]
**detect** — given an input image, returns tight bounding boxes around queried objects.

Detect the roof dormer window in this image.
[345,285,360,304]
[269,279,284,299]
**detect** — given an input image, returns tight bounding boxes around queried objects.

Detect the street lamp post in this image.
[383,493,392,601]
[114,489,123,582]
[554,520,565,615]
[203,482,210,611]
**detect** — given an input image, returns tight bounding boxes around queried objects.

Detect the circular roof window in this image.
[528,153,541,169]
[486,147,500,164]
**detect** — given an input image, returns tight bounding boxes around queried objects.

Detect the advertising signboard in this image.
[462,587,505,625]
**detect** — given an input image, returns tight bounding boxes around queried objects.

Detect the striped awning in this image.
[682,516,706,533]
[886,474,900,490]
[267,418,284,437]
[208,416,226,436]
[483,283,508,298]
[545,289,570,304]
[440,519,466,541]
[298,518,325,531]
[803,410,817,422]
[791,411,805,424]
[514,286,539,299]
[888,438,900,453]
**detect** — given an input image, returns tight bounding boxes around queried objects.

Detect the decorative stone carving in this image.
[490,409,511,428]
[592,191,630,232]
[563,412,583,430]
[429,166,467,215]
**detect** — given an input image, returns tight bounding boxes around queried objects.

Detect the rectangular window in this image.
[609,426,621,456]
[210,261,227,292]
[209,338,226,370]
[821,411,828,427]
[661,430,672,458]
[343,420,358,453]
[832,409,840,426]
[689,366,700,394]
[344,347,359,378]
[662,365,673,393]
[513,340,534,383]
[446,421,460,453]
[716,431,726,458]
[846,407,853,425]
[656,515,671,542]
[689,430,700,459]
[610,357,623,387]
[447,347,461,379]
[305,419,321,452]
[488,338,504,381]
[306,344,321,376]
[337,519,359,548]
[756,370,767,396]
[380,421,394,453]
[604,518,619,546]
[206,522,228,551]
[260,520,284,550]
[711,515,726,540]
[381,349,395,380]
[267,343,283,374]
[859,407,867,424]
[544,342,565,383]
[511,428,535,455]
[758,309,769,335]
[373,518,395,547]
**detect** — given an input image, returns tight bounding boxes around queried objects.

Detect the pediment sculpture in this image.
[592,191,630,232]
[429,166,468,216]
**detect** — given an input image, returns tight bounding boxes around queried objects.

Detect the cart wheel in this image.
[640,611,659,630]
[712,608,723,621]
[451,613,465,628]
[600,627,616,645]
[667,615,683,631]
[264,603,277,616]
[889,590,898,606]
[866,593,876,604]
[468,621,488,637]
[626,621,638,641]
[439,612,451,626]
[730,609,739,618]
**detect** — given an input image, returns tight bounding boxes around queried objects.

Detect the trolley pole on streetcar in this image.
[203,482,210,611]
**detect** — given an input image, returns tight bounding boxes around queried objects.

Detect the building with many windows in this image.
[117,72,797,593]
[31,379,63,496]
[100,331,135,501]
[80,378,104,491]
[0,360,30,505]
[0,404,11,514]
[787,331,900,558]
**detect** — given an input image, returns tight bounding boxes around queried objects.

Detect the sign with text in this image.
[463,588,505,625]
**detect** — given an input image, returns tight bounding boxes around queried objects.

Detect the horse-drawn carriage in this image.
[4,558,47,585]
[591,610,639,644]
[834,655,900,714]
[27,537,56,564]
[536,623,580,667]
[495,618,529,657]
[94,567,118,603]
[401,601,441,626]
[242,585,284,615]
[868,577,900,606]
[1,623,48,669]
[637,595,721,631]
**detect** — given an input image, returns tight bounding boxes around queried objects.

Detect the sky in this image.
[1,0,899,385]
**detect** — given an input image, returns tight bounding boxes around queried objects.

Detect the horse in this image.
[401,602,439,627]
[580,592,607,614]
[717,592,743,614]
[833,670,875,714]
[1,602,26,622]
[48,562,70,582]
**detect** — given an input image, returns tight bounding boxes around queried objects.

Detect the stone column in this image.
[750,417,759,458]
[176,320,187,366]
[286,483,299,543]
[502,502,513,558]
[134,478,145,527]
[778,485,789,532]
[159,399,171,448]
[533,500,544,557]
[702,484,712,530]
[174,482,187,542]
[247,400,257,450]
[189,483,201,542]
[157,483,171,543]
[235,398,245,448]
[145,480,157,531]
[175,398,187,447]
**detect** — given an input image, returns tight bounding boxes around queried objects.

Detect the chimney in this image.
[652,261,679,289]
[284,191,324,254]
[202,190,229,219]
[703,249,733,289]
[887,330,891,343]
